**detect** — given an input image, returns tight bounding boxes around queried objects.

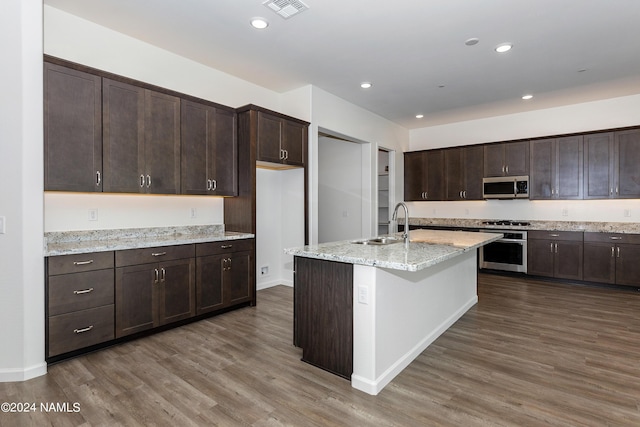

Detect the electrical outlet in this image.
[190,207,197,219]
[358,285,369,304]
[561,208,568,217]
[624,209,631,217]
[0,216,5,234]
[260,265,269,276]
[88,209,98,221]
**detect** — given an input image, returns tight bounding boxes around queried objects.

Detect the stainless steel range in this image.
[479,220,530,273]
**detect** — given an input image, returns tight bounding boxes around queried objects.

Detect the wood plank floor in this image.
[2,273,640,426]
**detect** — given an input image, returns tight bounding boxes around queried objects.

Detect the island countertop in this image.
[284,229,502,272]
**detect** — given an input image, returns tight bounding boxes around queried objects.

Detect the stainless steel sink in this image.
[351,236,403,245]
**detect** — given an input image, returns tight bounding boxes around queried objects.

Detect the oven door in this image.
[480,231,527,273]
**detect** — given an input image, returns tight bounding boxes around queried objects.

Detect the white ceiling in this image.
[44,0,640,129]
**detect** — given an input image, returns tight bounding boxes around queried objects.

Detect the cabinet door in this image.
[583,132,614,199]
[257,112,282,163]
[554,240,583,280]
[228,250,253,305]
[444,148,464,200]
[530,139,554,199]
[115,263,156,337]
[556,135,583,199]
[180,100,210,195]
[462,145,484,200]
[211,108,238,196]
[158,258,195,325]
[426,149,445,200]
[103,79,145,193]
[615,244,640,286]
[404,151,427,201]
[504,140,529,176]
[582,242,616,284]
[527,239,555,278]
[196,254,225,314]
[44,63,102,192]
[484,144,505,177]
[281,120,306,166]
[145,90,180,194]
[615,129,640,198]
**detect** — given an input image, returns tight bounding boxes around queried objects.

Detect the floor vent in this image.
[263,0,309,19]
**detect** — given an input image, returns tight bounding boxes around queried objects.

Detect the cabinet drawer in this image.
[48,305,114,357]
[115,244,195,267]
[48,269,114,316]
[528,231,583,241]
[584,232,640,244]
[48,251,114,275]
[196,239,254,257]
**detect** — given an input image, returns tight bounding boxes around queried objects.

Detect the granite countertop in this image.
[284,230,502,272]
[408,218,640,234]
[44,225,254,256]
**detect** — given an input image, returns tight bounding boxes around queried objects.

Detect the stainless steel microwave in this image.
[482,176,529,199]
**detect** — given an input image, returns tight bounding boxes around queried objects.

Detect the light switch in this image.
[0,216,5,234]
[358,285,369,304]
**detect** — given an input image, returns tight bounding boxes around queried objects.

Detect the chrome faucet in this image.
[392,202,410,247]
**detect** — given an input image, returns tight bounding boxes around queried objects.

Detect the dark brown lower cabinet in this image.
[195,239,255,315]
[294,256,353,379]
[583,233,640,287]
[115,245,195,338]
[46,251,115,358]
[527,231,583,280]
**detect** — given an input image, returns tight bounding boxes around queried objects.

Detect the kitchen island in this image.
[285,229,502,395]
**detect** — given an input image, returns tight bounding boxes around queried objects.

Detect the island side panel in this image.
[352,250,479,395]
[293,256,353,379]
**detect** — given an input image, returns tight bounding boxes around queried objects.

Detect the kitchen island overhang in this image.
[285,230,502,395]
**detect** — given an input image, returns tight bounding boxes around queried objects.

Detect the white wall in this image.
[0,0,46,381]
[408,95,640,223]
[256,168,304,288]
[318,136,365,243]
[309,87,410,244]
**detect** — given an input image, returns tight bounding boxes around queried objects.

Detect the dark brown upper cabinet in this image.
[44,63,102,192]
[530,135,583,200]
[181,100,237,196]
[103,79,180,194]
[444,145,483,200]
[404,150,445,201]
[584,130,640,199]
[256,111,307,167]
[484,140,529,177]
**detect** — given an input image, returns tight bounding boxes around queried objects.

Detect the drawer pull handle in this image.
[549,234,560,237]
[73,326,93,334]
[73,288,94,295]
[151,252,167,257]
[609,236,622,240]
[73,260,94,266]
[221,244,233,249]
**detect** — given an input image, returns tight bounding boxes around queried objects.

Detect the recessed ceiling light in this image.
[522,94,533,100]
[416,114,424,119]
[360,82,372,89]
[495,43,513,53]
[250,18,269,29]
[465,38,480,46]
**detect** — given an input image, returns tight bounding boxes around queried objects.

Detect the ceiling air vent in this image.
[263,0,309,19]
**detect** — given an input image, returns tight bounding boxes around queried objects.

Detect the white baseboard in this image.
[0,362,47,383]
[257,279,293,290]
[352,295,478,395]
